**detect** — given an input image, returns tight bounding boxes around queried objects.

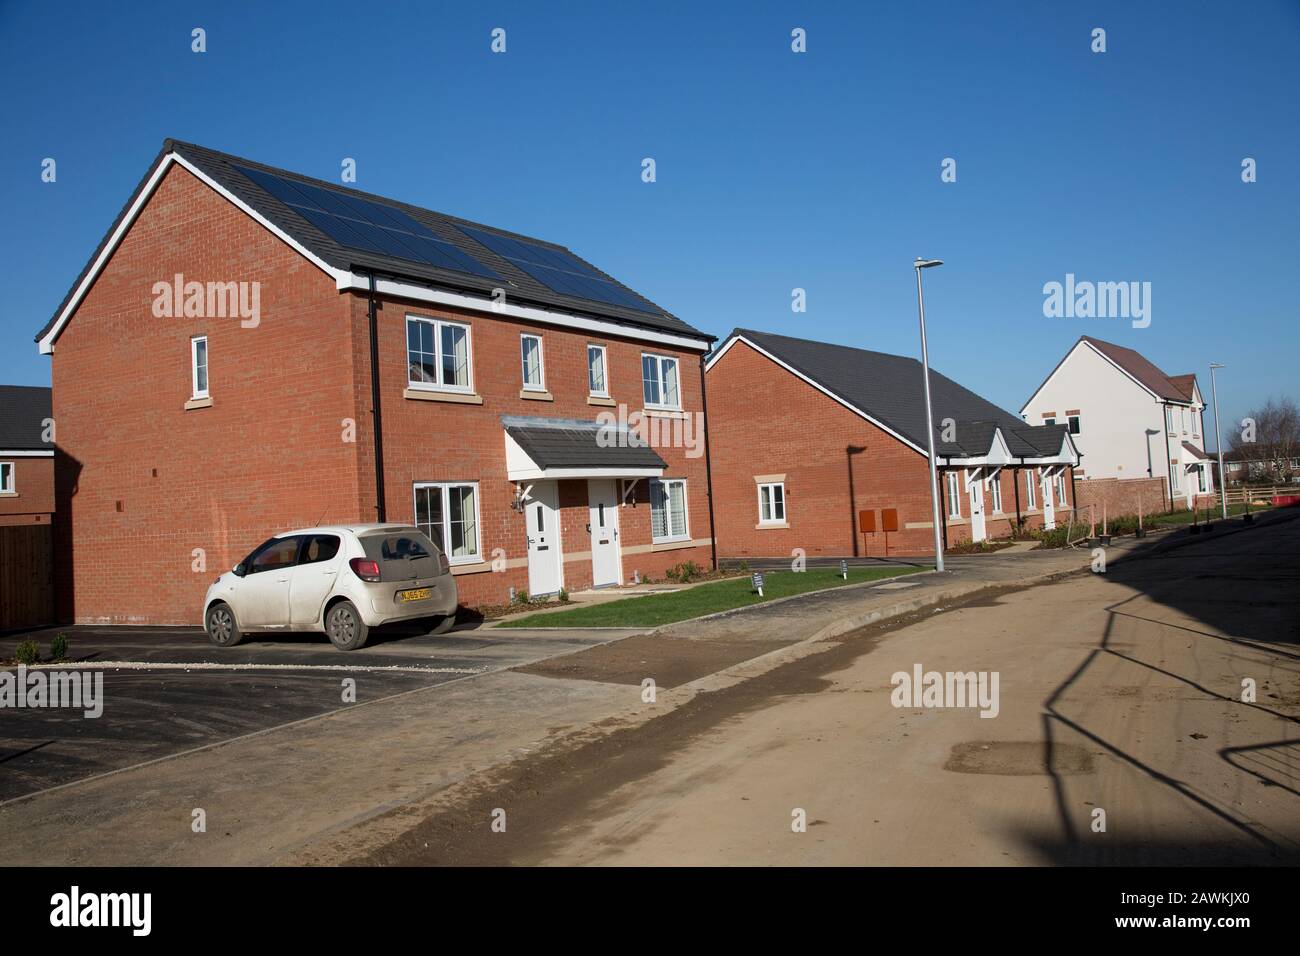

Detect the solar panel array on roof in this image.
[232,164,498,279]
[457,225,657,314]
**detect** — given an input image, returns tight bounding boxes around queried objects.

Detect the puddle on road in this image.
[945,740,1095,776]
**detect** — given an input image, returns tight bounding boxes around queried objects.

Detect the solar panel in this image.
[457,225,658,314]
[232,164,498,279]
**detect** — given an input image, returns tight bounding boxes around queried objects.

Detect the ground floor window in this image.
[1171,461,1181,493]
[1055,473,1068,505]
[990,472,1003,513]
[414,481,481,563]
[757,481,785,525]
[944,472,961,518]
[651,478,689,541]
[1025,470,1036,509]
[0,462,13,494]
[1197,465,1208,494]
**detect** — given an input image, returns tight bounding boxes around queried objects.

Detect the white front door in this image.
[967,470,986,542]
[525,481,563,597]
[587,479,622,588]
[1041,470,1056,530]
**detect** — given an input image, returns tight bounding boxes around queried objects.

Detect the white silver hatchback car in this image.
[203,524,458,651]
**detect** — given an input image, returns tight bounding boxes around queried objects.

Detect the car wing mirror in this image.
[233,563,247,578]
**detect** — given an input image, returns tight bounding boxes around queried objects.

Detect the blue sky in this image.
[2,0,1296,440]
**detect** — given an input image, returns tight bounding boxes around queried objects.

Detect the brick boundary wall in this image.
[1073,476,1169,523]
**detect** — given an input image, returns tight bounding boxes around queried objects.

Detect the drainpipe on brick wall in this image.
[1013,465,1022,528]
[1161,401,1174,513]
[1069,466,1078,515]
[698,354,718,571]
[366,273,387,523]
[938,468,949,549]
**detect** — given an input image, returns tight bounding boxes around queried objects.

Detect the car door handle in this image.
[276,576,290,583]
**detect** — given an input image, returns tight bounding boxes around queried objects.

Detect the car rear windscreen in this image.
[360,530,441,581]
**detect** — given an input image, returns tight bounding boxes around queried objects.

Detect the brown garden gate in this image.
[0,524,54,631]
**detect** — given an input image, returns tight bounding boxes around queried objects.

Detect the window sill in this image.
[449,561,492,576]
[520,388,553,401]
[184,396,213,410]
[644,407,687,419]
[587,395,615,407]
[650,537,696,552]
[755,521,789,530]
[0,491,17,498]
[404,388,484,405]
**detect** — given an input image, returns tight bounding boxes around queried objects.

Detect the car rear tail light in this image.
[349,557,382,582]
[438,551,450,575]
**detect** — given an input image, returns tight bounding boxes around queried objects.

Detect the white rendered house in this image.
[1021,336,1212,510]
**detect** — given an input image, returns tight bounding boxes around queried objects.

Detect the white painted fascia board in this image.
[704,335,930,457]
[38,152,348,355]
[0,449,55,457]
[341,274,710,353]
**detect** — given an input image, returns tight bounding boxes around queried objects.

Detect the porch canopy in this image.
[503,414,667,481]
[934,421,1080,483]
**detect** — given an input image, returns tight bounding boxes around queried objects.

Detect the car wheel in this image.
[326,600,370,651]
[205,602,244,647]
[426,614,456,636]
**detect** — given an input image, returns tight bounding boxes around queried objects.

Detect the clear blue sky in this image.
[2,0,1296,442]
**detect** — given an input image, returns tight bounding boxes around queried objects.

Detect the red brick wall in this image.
[50,162,712,622]
[50,165,365,624]
[0,457,54,525]
[706,340,1075,556]
[1073,476,1169,525]
[360,292,713,606]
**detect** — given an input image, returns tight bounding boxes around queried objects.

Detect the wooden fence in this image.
[1220,485,1297,506]
[0,524,54,632]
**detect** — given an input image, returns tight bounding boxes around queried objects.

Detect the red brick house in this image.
[36,140,715,625]
[705,330,1079,559]
[0,385,54,527]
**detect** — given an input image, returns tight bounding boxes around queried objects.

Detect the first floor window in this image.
[650,478,688,541]
[0,462,13,494]
[1043,417,1055,426]
[191,335,209,398]
[520,334,545,390]
[990,473,1003,513]
[757,482,785,524]
[407,316,472,391]
[946,472,961,518]
[642,353,681,409]
[588,344,608,396]
[1068,415,1080,434]
[1025,470,1036,509]
[414,482,481,562]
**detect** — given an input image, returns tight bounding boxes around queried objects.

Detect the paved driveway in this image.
[0,623,642,802]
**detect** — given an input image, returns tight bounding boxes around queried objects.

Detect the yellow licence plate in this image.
[398,587,432,603]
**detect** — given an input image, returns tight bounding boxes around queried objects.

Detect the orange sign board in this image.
[881,508,900,532]
[859,509,876,533]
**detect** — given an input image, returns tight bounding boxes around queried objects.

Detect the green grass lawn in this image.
[1146,503,1270,527]
[496,565,928,628]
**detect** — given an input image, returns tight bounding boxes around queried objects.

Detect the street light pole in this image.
[914,257,945,573]
[1210,362,1227,520]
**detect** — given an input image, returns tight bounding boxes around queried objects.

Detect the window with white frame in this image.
[0,462,14,494]
[990,472,1003,513]
[650,478,689,541]
[1043,417,1055,426]
[1197,465,1208,494]
[407,316,473,392]
[191,336,209,398]
[946,472,961,518]
[1068,414,1080,434]
[757,482,785,525]
[587,344,608,397]
[1171,461,1181,492]
[1165,407,1175,434]
[1025,470,1036,509]
[413,482,481,563]
[520,333,545,391]
[642,353,681,409]
[1055,473,1068,505]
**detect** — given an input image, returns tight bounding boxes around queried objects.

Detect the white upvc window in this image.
[1055,473,1068,505]
[642,353,681,410]
[946,472,962,518]
[191,335,209,399]
[587,344,609,397]
[413,481,482,564]
[1025,469,1037,509]
[757,482,786,525]
[650,478,689,542]
[990,473,1003,513]
[1067,414,1081,435]
[406,316,474,392]
[1171,461,1181,492]
[520,333,545,391]
[1197,465,1208,494]
[0,462,14,494]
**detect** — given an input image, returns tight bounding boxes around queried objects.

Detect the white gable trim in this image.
[705,335,929,456]
[39,151,711,356]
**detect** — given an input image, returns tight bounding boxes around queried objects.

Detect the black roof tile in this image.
[0,385,53,450]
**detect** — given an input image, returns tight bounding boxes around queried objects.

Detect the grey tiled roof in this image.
[721,329,1069,461]
[37,140,712,346]
[504,416,666,470]
[0,385,52,450]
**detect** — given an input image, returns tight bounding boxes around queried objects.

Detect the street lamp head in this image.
[1210,362,1225,369]
[914,258,944,270]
